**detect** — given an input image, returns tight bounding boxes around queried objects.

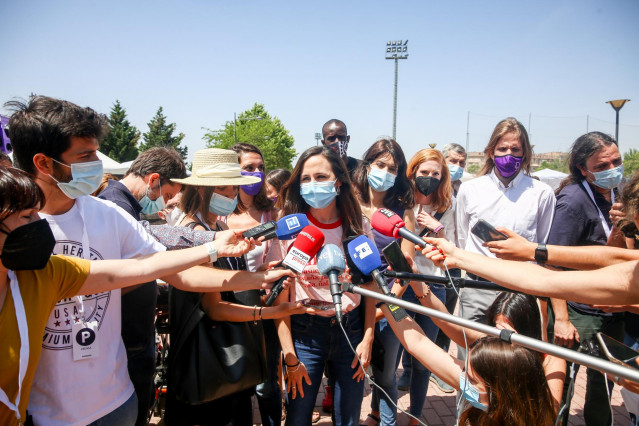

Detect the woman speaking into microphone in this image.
[265,146,376,425]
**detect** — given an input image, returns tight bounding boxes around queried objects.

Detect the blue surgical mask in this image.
[209,192,238,216]
[588,165,624,190]
[139,180,166,215]
[368,167,396,192]
[459,372,488,412]
[300,180,338,209]
[49,159,103,199]
[448,164,464,182]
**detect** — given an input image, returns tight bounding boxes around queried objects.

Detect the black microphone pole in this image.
[383,270,519,293]
[328,269,343,323]
[340,282,639,384]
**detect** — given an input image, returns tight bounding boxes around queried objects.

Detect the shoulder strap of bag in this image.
[418,209,447,237]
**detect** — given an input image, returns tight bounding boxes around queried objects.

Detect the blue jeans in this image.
[255,320,283,426]
[87,392,138,426]
[370,318,402,425]
[397,285,446,417]
[286,308,365,426]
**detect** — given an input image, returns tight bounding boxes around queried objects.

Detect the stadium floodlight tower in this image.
[385,40,409,140]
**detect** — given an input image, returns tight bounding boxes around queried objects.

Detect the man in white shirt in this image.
[8,96,292,425]
[455,118,555,341]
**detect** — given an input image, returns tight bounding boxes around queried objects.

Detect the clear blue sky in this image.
[2,0,638,163]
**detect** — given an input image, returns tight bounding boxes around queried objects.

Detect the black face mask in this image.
[0,219,56,270]
[415,176,441,197]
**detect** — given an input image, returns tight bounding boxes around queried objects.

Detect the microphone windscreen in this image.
[371,208,405,238]
[282,225,325,272]
[317,244,346,277]
[275,213,310,240]
[346,235,382,275]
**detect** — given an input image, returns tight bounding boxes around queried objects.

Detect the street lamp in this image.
[315,132,322,146]
[234,112,263,144]
[385,40,409,140]
[606,99,630,144]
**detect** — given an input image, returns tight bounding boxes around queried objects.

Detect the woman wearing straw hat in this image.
[164,148,310,426]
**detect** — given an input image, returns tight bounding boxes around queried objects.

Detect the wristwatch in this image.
[204,242,218,263]
[534,243,548,266]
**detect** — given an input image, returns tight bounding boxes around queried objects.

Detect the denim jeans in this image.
[255,320,283,426]
[87,392,138,426]
[370,318,402,425]
[397,285,446,417]
[285,307,365,426]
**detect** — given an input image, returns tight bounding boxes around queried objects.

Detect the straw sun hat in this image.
[171,148,261,187]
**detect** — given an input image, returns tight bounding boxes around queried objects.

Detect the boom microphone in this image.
[317,244,346,322]
[372,208,432,248]
[265,225,325,306]
[346,235,408,321]
[242,213,310,240]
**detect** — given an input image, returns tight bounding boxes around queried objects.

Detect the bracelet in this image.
[204,241,218,263]
[253,305,258,324]
[415,285,431,300]
[287,363,302,373]
[285,360,300,368]
[432,225,444,234]
[258,306,264,321]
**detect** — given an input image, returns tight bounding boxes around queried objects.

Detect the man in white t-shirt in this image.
[7,96,293,425]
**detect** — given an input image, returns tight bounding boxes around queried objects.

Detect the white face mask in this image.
[164,207,183,227]
[49,159,104,199]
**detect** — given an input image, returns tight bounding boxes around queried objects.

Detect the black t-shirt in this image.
[98,179,158,352]
[548,181,613,316]
[345,156,360,180]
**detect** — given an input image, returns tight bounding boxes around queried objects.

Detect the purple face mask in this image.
[494,155,522,178]
[240,171,264,196]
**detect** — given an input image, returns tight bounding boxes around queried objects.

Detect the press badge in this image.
[72,320,99,360]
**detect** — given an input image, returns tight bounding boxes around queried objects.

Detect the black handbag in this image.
[167,287,268,405]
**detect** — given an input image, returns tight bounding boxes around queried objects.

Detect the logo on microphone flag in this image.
[283,247,311,273]
[354,242,374,260]
[286,216,301,230]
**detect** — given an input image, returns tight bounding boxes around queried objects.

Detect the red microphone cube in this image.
[371,208,405,239]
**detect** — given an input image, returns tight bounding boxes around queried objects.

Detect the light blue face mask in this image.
[448,164,464,182]
[139,180,166,215]
[209,192,238,216]
[368,167,396,192]
[300,180,338,209]
[50,159,104,199]
[459,372,488,412]
[588,164,624,190]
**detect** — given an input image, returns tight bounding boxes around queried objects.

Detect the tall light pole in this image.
[606,99,630,144]
[315,132,322,146]
[234,112,262,144]
[385,40,409,140]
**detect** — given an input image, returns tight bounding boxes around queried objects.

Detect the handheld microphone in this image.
[265,225,325,306]
[242,213,310,241]
[317,244,346,322]
[346,235,408,321]
[371,208,432,249]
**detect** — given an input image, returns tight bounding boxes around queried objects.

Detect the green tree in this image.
[467,164,480,175]
[140,107,188,160]
[203,103,296,170]
[535,158,569,174]
[624,149,639,177]
[101,100,140,162]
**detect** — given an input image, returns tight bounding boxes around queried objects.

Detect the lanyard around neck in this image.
[581,180,614,239]
[0,271,29,424]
